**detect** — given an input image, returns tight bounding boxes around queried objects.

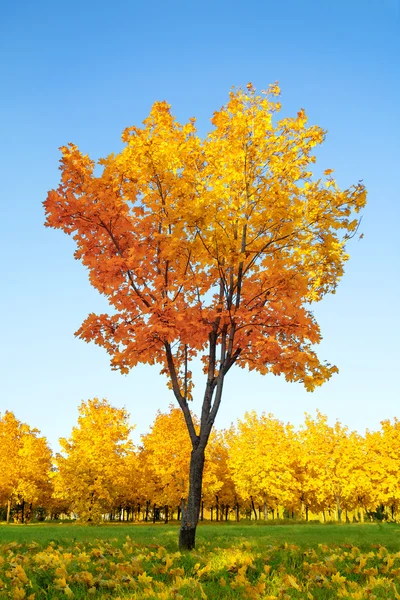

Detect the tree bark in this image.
[336,495,342,522]
[251,497,257,520]
[179,445,205,550]
[6,499,11,524]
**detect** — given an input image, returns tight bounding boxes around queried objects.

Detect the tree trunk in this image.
[201,501,204,521]
[263,498,268,520]
[236,502,240,522]
[145,500,149,522]
[179,445,205,550]
[216,495,219,522]
[6,499,11,524]
[164,505,169,524]
[336,495,342,522]
[250,497,257,520]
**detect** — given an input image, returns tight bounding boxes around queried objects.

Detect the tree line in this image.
[1,399,398,525]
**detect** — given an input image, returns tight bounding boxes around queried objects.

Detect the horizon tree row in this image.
[1,400,399,524]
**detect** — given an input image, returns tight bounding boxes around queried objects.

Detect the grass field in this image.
[1,522,400,599]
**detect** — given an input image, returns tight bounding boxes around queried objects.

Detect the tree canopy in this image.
[44,83,366,547]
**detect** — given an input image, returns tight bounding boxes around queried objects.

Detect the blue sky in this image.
[1,0,399,451]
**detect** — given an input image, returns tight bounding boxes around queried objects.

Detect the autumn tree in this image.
[54,398,133,522]
[366,419,400,519]
[202,430,237,521]
[0,411,53,523]
[228,412,297,518]
[44,83,366,548]
[141,406,192,516]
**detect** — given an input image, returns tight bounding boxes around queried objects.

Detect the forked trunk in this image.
[179,445,205,550]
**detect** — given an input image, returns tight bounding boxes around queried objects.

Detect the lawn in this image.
[1,522,400,599]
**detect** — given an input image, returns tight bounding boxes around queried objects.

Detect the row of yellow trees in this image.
[1,400,399,524]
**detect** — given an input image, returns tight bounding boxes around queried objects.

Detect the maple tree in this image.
[53,398,133,522]
[0,411,52,523]
[44,83,366,548]
[141,406,192,511]
[202,429,237,521]
[366,419,400,520]
[228,412,297,519]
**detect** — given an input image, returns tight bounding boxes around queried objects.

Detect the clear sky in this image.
[1,0,399,452]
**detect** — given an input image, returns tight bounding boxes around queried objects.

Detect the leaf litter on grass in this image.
[2,536,400,599]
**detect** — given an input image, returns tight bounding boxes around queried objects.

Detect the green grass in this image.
[1,520,400,551]
[2,522,400,599]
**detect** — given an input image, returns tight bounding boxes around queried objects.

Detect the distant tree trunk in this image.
[250,497,258,520]
[236,502,240,522]
[210,506,213,521]
[305,506,309,521]
[153,504,156,523]
[225,505,229,521]
[336,495,342,522]
[201,501,204,521]
[21,500,25,524]
[216,495,219,522]
[263,498,268,520]
[179,445,205,550]
[145,500,149,522]
[164,505,169,524]
[6,499,11,524]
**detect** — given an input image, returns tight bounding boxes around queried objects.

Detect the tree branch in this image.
[164,342,198,448]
